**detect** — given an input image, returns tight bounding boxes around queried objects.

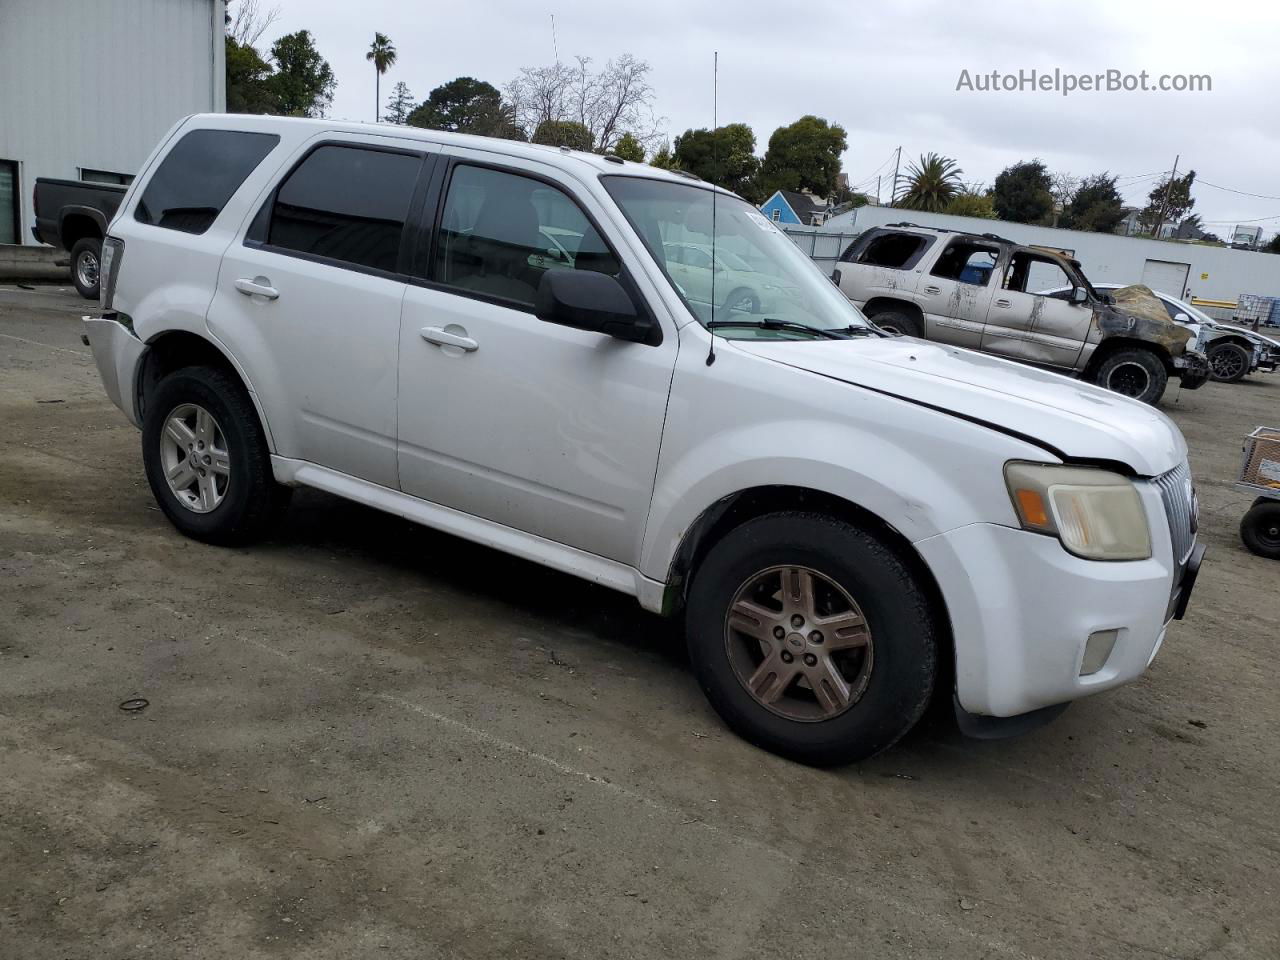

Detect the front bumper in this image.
[1174,349,1210,389]
[82,316,146,428]
[915,480,1195,718]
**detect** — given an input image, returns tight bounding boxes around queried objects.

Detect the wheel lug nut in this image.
[803,653,817,667]
[772,626,785,640]
[780,651,794,663]
[809,631,823,644]
[790,614,804,628]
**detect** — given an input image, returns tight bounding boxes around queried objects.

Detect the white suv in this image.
[84,115,1202,765]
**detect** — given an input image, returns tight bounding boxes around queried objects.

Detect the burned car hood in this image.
[734,336,1188,476]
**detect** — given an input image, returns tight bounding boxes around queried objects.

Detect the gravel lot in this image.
[2,285,1278,959]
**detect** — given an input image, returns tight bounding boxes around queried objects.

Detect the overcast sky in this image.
[264,0,1280,238]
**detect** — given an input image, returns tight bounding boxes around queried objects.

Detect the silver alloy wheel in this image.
[159,403,231,513]
[76,249,99,290]
[1106,360,1151,398]
[724,565,874,722]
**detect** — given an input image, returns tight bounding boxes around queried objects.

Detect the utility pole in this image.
[1153,154,1179,238]
[889,146,902,207]
[875,175,881,205]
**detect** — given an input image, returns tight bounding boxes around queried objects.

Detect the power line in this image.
[1196,177,1280,202]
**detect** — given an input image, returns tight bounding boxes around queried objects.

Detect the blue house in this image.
[759,189,832,227]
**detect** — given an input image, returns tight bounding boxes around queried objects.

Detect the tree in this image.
[267,30,335,117]
[532,120,594,151]
[383,81,414,125]
[648,142,675,169]
[1139,170,1197,234]
[612,132,645,162]
[671,124,760,195]
[944,190,997,219]
[1059,173,1126,233]
[991,159,1054,224]
[226,0,280,47]
[406,77,522,139]
[507,55,661,152]
[1265,235,1280,255]
[225,36,277,114]
[1050,171,1080,213]
[756,116,847,199]
[366,32,396,122]
[898,152,963,212]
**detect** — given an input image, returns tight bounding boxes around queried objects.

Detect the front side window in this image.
[1005,252,1072,295]
[266,145,421,273]
[432,164,620,307]
[603,175,871,339]
[136,129,278,234]
[931,239,999,286]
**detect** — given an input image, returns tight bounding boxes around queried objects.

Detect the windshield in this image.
[603,176,871,339]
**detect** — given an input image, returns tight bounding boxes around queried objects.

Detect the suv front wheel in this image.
[1093,348,1168,405]
[685,512,937,765]
[142,366,290,545]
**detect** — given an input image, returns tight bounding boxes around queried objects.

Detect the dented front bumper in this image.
[1174,349,1210,390]
[82,316,147,428]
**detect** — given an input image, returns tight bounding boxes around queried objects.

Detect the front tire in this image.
[1208,342,1250,383]
[869,308,921,338]
[70,237,102,300]
[1094,348,1168,404]
[1240,500,1280,560]
[685,512,938,766]
[142,366,290,545]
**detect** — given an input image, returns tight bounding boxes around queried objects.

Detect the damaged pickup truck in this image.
[834,224,1210,405]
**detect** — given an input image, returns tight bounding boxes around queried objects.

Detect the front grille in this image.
[1154,462,1196,566]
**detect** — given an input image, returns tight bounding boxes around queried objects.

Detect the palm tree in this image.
[366,33,397,122]
[899,153,964,212]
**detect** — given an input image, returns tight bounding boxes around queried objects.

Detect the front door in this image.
[981,251,1093,369]
[209,137,431,489]
[918,238,1001,348]
[396,156,677,564]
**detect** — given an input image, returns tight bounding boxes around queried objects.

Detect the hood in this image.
[733,336,1188,477]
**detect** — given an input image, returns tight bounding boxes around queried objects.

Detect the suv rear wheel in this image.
[1093,348,1168,405]
[142,366,290,545]
[868,308,921,338]
[685,512,937,765]
[70,237,102,300]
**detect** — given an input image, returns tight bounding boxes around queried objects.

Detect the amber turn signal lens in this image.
[1015,488,1050,528]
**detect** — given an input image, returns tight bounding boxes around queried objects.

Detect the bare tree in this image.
[1050,171,1080,210]
[507,55,662,152]
[227,0,281,47]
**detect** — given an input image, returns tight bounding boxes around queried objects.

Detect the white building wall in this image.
[819,206,1280,312]
[0,0,225,244]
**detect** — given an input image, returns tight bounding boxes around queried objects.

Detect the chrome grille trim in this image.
[1154,462,1195,566]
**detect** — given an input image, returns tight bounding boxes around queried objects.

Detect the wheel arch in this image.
[59,209,106,252]
[861,296,923,323]
[1083,336,1173,378]
[137,329,277,453]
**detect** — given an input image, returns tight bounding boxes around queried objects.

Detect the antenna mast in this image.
[706,51,719,365]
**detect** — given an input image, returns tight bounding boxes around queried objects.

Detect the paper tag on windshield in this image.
[745,209,781,234]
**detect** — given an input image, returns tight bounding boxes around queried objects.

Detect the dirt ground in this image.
[2,285,1278,960]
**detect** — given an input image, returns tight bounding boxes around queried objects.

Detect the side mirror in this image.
[1174,312,1191,323]
[1069,286,1089,305]
[535,270,656,344]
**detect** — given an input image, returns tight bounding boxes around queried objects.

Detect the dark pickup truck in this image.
[32,178,128,300]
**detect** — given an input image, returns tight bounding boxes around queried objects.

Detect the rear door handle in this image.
[995,298,1012,308]
[420,326,478,352]
[235,277,279,300]
[924,285,941,295]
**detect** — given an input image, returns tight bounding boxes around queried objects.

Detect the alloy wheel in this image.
[724,565,874,722]
[1210,350,1246,381]
[159,403,231,513]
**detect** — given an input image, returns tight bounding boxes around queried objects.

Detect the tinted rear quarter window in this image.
[265,145,421,273]
[136,129,279,234]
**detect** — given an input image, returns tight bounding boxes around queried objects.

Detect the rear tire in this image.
[70,237,102,300]
[1208,342,1250,383]
[1094,348,1168,405]
[684,512,937,766]
[869,308,921,338]
[1240,500,1280,560]
[142,365,290,545]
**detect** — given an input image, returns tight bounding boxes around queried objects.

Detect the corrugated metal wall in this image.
[0,0,225,243]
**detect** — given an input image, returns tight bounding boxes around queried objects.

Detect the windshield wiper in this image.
[706,318,848,340]
[835,325,880,337]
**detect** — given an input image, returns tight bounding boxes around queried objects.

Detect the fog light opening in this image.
[1081,629,1120,676]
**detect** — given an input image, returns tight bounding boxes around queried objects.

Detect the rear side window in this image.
[854,232,932,269]
[266,145,421,273]
[135,129,278,234]
[931,239,1000,286]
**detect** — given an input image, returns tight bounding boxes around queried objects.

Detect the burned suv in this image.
[833,224,1208,404]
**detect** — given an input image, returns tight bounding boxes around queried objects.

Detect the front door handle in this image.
[924,285,941,295]
[995,298,1012,308]
[420,325,478,352]
[235,277,279,300]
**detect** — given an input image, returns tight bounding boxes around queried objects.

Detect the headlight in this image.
[1004,462,1151,560]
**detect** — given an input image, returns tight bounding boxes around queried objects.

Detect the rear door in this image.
[208,134,436,489]
[980,251,1092,369]
[918,237,1002,348]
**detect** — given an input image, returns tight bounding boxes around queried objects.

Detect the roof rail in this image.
[671,168,703,182]
[885,221,1018,245]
